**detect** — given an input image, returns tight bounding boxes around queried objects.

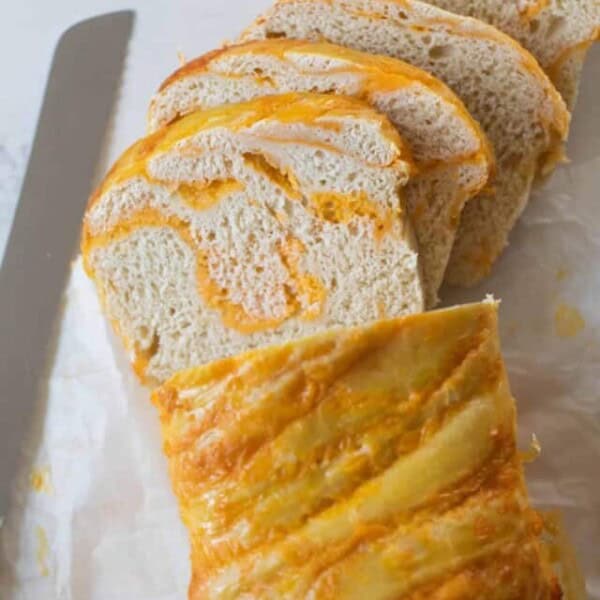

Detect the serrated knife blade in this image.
[0,11,135,519]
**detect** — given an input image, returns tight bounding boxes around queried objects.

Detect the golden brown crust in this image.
[547,27,600,91]
[153,302,562,599]
[158,45,234,92]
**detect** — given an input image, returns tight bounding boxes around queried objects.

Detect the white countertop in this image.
[0,0,271,259]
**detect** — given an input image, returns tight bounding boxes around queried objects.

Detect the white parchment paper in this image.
[0,9,598,597]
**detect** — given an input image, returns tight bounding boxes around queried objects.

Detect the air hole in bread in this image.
[148,333,160,356]
[502,152,524,169]
[314,87,337,95]
[136,330,160,361]
[547,15,566,37]
[265,31,286,39]
[428,45,453,60]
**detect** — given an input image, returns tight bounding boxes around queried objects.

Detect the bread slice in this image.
[148,40,493,306]
[422,0,600,110]
[82,93,422,384]
[153,300,562,599]
[241,0,570,286]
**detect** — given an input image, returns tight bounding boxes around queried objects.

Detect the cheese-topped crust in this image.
[154,301,562,599]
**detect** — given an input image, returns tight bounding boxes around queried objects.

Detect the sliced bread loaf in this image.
[241,0,570,286]
[148,40,493,306]
[423,0,600,109]
[154,300,563,599]
[82,93,422,384]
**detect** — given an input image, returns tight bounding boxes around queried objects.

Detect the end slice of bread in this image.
[153,300,563,599]
[82,93,423,384]
[148,40,493,306]
[241,0,570,286]
[423,0,600,110]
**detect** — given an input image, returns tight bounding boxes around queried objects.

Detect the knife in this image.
[0,11,135,519]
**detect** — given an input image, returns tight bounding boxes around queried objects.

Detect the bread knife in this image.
[0,11,134,521]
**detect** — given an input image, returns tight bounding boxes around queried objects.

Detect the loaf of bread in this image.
[422,0,600,109]
[241,0,570,286]
[148,40,493,306]
[82,93,422,384]
[153,300,562,599]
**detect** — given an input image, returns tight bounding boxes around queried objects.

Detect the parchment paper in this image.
[0,11,598,598]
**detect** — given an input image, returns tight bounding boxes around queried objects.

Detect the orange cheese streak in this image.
[153,302,562,599]
[277,235,327,321]
[177,179,244,210]
[83,94,416,366]
[83,201,324,342]
[87,92,413,208]
[244,152,400,242]
[311,191,396,240]
[156,39,494,176]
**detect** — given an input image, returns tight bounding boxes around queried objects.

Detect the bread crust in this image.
[153,302,563,599]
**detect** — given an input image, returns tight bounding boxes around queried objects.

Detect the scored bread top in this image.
[241,0,570,286]
[82,92,423,383]
[153,300,562,599]
[147,39,494,306]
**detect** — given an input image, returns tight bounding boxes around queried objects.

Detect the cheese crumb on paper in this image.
[556,267,570,282]
[35,526,49,577]
[30,466,52,494]
[554,303,585,339]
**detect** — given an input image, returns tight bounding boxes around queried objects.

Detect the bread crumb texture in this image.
[148,39,494,306]
[241,0,570,286]
[82,93,423,383]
